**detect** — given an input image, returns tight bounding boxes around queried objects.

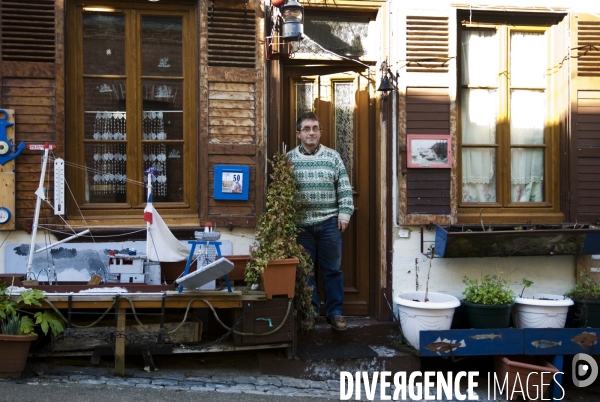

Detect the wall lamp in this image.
[377,65,397,94]
[281,0,304,42]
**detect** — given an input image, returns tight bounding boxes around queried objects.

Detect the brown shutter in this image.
[1,0,56,63]
[570,13,600,224]
[405,88,451,216]
[200,1,264,227]
[0,0,61,230]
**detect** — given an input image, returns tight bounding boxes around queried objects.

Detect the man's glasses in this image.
[299,126,321,133]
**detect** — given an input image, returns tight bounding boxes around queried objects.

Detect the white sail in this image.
[144,203,189,262]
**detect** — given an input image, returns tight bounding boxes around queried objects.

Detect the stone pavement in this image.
[3,353,600,401]
[0,350,491,401]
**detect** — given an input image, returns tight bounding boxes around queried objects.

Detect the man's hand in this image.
[338,219,349,233]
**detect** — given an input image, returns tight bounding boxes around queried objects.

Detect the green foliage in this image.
[244,153,315,320]
[565,273,600,301]
[0,282,64,336]
[462,274,515,305]
[520,278,534,297]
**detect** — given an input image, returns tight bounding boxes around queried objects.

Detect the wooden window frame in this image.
[457,22,562,224]
[65,1,198,223]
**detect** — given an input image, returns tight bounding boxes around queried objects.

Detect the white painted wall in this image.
[0,228,256,275]
[392,226,575,302]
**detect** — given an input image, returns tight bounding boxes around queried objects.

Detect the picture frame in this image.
[407,134,452,168]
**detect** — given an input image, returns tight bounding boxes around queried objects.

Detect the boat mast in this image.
[25,144,52,280]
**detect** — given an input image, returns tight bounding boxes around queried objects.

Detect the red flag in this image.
[144,204,153,224]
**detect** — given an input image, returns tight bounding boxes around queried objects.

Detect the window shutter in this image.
[406,16,449,73]
[0,0,60,230]
[1,0,56,63]
[405,88,451,216]
[570,13,600,225]
[201,1,263,227]
[208,7,256,68]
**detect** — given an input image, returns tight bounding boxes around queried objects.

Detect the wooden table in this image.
[22,289,274,375]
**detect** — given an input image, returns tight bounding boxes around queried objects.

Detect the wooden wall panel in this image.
[199,0,264,228]
[2,77,56,229]
[405,87,451,216]
[569,14,600,225]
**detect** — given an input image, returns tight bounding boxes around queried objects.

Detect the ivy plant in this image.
[462,274,515,305]
[244,152,315,321]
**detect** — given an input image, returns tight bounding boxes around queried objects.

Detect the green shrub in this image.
[565,274,600,301]
[462,274,515,305]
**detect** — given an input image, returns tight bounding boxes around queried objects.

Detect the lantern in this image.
[281,0,304,41]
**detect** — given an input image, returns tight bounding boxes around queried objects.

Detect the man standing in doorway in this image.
[288,111,354,331]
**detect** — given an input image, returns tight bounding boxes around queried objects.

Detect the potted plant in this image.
[393,248,460,349]
[513,279,573,328]
[565,273,600,328]
[461,274,515,329]
[244,152,314,322]
[1,282,64,378]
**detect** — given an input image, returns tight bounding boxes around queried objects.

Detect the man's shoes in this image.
[326,315,347,331]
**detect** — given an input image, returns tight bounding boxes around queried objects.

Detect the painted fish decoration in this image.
[572,332,599,349]
[531,340,562,349]
[470,333,503,340]
[425,339,466,354]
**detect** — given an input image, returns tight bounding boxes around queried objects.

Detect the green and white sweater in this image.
[287,145,354,227]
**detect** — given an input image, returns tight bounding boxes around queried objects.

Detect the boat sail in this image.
[143,167,189,263]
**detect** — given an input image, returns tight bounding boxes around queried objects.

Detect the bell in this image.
[377,75,394,92]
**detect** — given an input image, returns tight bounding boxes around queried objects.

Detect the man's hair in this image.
[296,111,321,131]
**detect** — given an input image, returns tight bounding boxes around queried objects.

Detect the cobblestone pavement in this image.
[2,354,599,401]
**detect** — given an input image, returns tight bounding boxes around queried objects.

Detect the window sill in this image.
[434,223,600,258]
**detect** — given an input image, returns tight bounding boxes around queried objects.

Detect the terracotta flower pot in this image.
[260,257,298,299]
[222,255,250,281]
[493,355,559,400]
[0,334,37,379]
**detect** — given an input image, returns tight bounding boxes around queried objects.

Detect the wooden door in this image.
[283,67,371,316]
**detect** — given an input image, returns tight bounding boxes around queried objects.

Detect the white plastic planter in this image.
[394,291,460,349]
[513,293,574,328]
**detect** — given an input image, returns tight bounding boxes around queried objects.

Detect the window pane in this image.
[142,16,183,76]
[295,82,314,118]
[334,81,354,184]
[303,16,370,57]
[84,78,127,140]
[511,148,544,202]
[461,30,498,86]
[142,79,183,140]
[83,14,125,76]
[461,89,497,145]
[143,143,184,202]
[85,143,127,203]
[462,148,496,202]
[511,32,546,88]
[510,90,545,145]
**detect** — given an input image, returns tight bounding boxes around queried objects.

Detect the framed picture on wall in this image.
[407,134,452,168]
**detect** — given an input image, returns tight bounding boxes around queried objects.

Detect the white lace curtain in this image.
[461,30,546,203]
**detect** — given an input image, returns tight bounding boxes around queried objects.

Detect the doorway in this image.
[282,66,372,316]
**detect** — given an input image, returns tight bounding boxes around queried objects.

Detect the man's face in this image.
[296,119,322,149]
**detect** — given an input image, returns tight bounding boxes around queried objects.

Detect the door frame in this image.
[266,59,386,319]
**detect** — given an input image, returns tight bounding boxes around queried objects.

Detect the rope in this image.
[42,296,293,337]
[42,298,118,328]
